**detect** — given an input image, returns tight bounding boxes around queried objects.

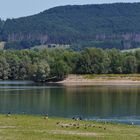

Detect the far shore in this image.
[56,74,140,85]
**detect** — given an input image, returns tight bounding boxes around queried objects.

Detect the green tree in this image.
[0,56,10,80]
[6,53,20,80]
[50,60,70,81]
[123,55,137,73]
[32,60,50,82]
[135,50,140,73]
[76,48,110,74]
[108,49,123,74]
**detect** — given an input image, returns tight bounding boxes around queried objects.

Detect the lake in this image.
[0,81,140,125]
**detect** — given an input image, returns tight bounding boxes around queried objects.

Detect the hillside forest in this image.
[1,3,140,50]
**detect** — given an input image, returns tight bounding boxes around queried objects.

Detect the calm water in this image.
[0,81,140,125]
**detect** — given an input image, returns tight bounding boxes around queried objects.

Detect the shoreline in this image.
[56,74,140,85]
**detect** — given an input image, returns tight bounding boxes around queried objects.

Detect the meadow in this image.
[0,115,139,140]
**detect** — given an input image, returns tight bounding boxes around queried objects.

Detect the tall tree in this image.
[32,60,50,82]
[123,55,137,73]
[108,49,123,74]
[0,56,10,80]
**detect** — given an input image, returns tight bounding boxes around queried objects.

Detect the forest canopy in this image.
[1,3,140,49]
[0,48,140,82]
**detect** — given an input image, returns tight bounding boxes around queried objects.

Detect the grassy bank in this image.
[0,115,139,140]
[83,74,140,81]
[57,74,140,85]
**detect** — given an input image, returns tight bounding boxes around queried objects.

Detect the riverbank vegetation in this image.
[0,115,139,140]
[1,48,140,82]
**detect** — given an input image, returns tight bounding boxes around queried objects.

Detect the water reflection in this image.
[0,82,140,124]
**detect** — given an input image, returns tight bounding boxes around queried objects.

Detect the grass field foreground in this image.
[0,115,140,140]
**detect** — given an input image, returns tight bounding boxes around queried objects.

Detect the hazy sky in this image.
[0,0,140,19]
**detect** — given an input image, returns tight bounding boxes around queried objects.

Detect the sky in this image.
[0,0,140,19]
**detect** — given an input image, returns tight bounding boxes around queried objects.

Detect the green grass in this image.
[83,74,140,81]
[0,115,139,140]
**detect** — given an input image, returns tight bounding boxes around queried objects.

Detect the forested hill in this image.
[2,3,140,49]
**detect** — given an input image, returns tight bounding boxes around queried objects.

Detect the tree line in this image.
[0,48,140,82]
